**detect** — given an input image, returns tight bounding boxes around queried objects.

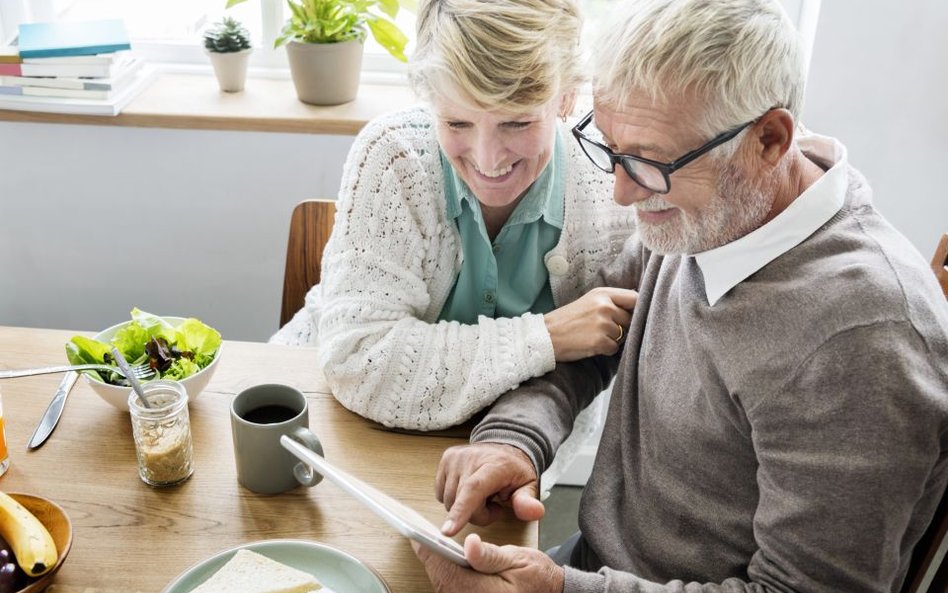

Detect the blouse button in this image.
[546,255,569,277]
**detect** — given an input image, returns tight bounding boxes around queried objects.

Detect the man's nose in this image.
[612,166,653,207]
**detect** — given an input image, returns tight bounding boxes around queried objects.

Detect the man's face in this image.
[593,94,773,254]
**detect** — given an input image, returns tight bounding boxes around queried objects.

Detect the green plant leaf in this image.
[204,16,251,52]
[367,16,407,62]
[375,0,400,20]
[288,1,307,22]
[276,0,406,61]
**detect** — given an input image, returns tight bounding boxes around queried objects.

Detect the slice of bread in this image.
[189,548,322,593]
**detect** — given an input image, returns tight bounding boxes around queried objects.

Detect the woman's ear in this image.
[559,90,578,121]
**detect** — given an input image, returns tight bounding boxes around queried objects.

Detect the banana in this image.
[0,492,57,577]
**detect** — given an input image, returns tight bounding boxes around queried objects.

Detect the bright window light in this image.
[0,0,817,83]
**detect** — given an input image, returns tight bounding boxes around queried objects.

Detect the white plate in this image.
[161,539,391,593]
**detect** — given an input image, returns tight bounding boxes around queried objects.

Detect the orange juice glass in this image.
[0,389,8,476]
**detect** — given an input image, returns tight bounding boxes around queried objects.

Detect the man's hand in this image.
[544,287,638,361]
[413,534,564,593]
[436,443,544,536]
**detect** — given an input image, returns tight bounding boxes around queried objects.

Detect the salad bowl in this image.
[68,311,223,411]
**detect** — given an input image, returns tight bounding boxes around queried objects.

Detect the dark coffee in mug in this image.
[231,383,323,495]
[242,404,298,425]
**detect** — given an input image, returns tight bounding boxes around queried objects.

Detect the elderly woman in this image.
[272,0,636,488]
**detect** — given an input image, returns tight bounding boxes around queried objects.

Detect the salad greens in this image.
[65,308,221,386]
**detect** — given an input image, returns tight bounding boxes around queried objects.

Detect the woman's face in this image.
[433,94,560,209]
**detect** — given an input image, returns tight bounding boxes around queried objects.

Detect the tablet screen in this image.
[281,435,470,567]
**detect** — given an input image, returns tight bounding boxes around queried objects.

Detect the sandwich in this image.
[189,548,322,593]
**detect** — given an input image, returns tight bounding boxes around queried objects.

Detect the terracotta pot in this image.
[285,39,364,106]
[207,48,252,93]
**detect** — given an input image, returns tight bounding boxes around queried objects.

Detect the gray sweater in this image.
[473,165,948,592]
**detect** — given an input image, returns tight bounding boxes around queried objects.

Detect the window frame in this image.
[0,0,411,81]
[0,0,819,86]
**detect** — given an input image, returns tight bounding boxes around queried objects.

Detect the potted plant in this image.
[228,0,410,105]
[203,16,253,92]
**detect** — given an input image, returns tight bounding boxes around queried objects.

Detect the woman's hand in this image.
[544,287,638,361]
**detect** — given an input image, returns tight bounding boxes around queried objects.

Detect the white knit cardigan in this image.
[273,105,634,442]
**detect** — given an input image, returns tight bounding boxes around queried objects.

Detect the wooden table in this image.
[0,326,537,592]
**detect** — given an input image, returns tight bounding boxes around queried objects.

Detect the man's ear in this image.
[750,108,795,166]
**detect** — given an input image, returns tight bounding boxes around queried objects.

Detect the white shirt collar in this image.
[694,134,848,306]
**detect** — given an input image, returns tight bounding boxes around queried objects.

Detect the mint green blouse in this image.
[437,131,566,324]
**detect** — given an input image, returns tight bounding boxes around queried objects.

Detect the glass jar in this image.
[128,380,193,487]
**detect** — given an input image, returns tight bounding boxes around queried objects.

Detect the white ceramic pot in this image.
[285,39,364,105]
[207,48,252,93]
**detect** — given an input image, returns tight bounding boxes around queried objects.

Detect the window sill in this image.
[0,71,420,135]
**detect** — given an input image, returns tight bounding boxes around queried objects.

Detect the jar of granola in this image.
[128,380,193,487]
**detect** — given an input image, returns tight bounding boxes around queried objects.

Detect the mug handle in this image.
[289,427,324,487]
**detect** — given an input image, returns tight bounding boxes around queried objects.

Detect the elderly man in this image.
[412,0,948,592]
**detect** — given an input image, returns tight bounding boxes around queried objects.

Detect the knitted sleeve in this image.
[315,109,557,430]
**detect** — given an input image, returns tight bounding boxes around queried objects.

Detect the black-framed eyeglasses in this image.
[571,110,754,194]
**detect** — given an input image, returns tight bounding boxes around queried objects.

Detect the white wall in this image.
[0,123,352,340]
[2,0,946,343]
[802,0,948,259]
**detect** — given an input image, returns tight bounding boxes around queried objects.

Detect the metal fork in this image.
[0,363,155,380]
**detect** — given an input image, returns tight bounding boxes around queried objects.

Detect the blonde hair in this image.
[592,0,806,139]
[409,0,584,112]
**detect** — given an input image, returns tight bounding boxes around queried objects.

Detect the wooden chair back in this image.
[280,199,337,328]
[932,233,948,298]
[901,232,948,593]
[904,493,948,593]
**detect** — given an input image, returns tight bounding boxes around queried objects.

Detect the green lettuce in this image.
[65,307,221,386]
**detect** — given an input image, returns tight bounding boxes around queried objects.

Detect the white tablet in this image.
[281,435,470,567]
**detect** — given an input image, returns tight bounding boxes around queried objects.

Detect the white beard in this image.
[635,164,774,255]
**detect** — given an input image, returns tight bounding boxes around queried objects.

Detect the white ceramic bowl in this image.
[82,316,222,411]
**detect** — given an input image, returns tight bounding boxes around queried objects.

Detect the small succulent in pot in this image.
[203,16,252,53]
[204,16,253,92]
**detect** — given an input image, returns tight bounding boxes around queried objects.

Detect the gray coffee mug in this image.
[230,384,324,494]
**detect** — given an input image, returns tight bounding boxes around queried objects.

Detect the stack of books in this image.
[0,19,156,116]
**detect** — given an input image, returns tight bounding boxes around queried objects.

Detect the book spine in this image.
[21,51,130,66]
[22,86,111,100]
[19,64,113,78]
[18,42,132,60]
[0,76,88,90]
[0,65,155,116]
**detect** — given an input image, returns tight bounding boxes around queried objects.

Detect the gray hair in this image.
[408,0,584,112]
[592,0,806,141]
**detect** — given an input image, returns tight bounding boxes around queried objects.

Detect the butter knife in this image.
[27,371,78,450]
